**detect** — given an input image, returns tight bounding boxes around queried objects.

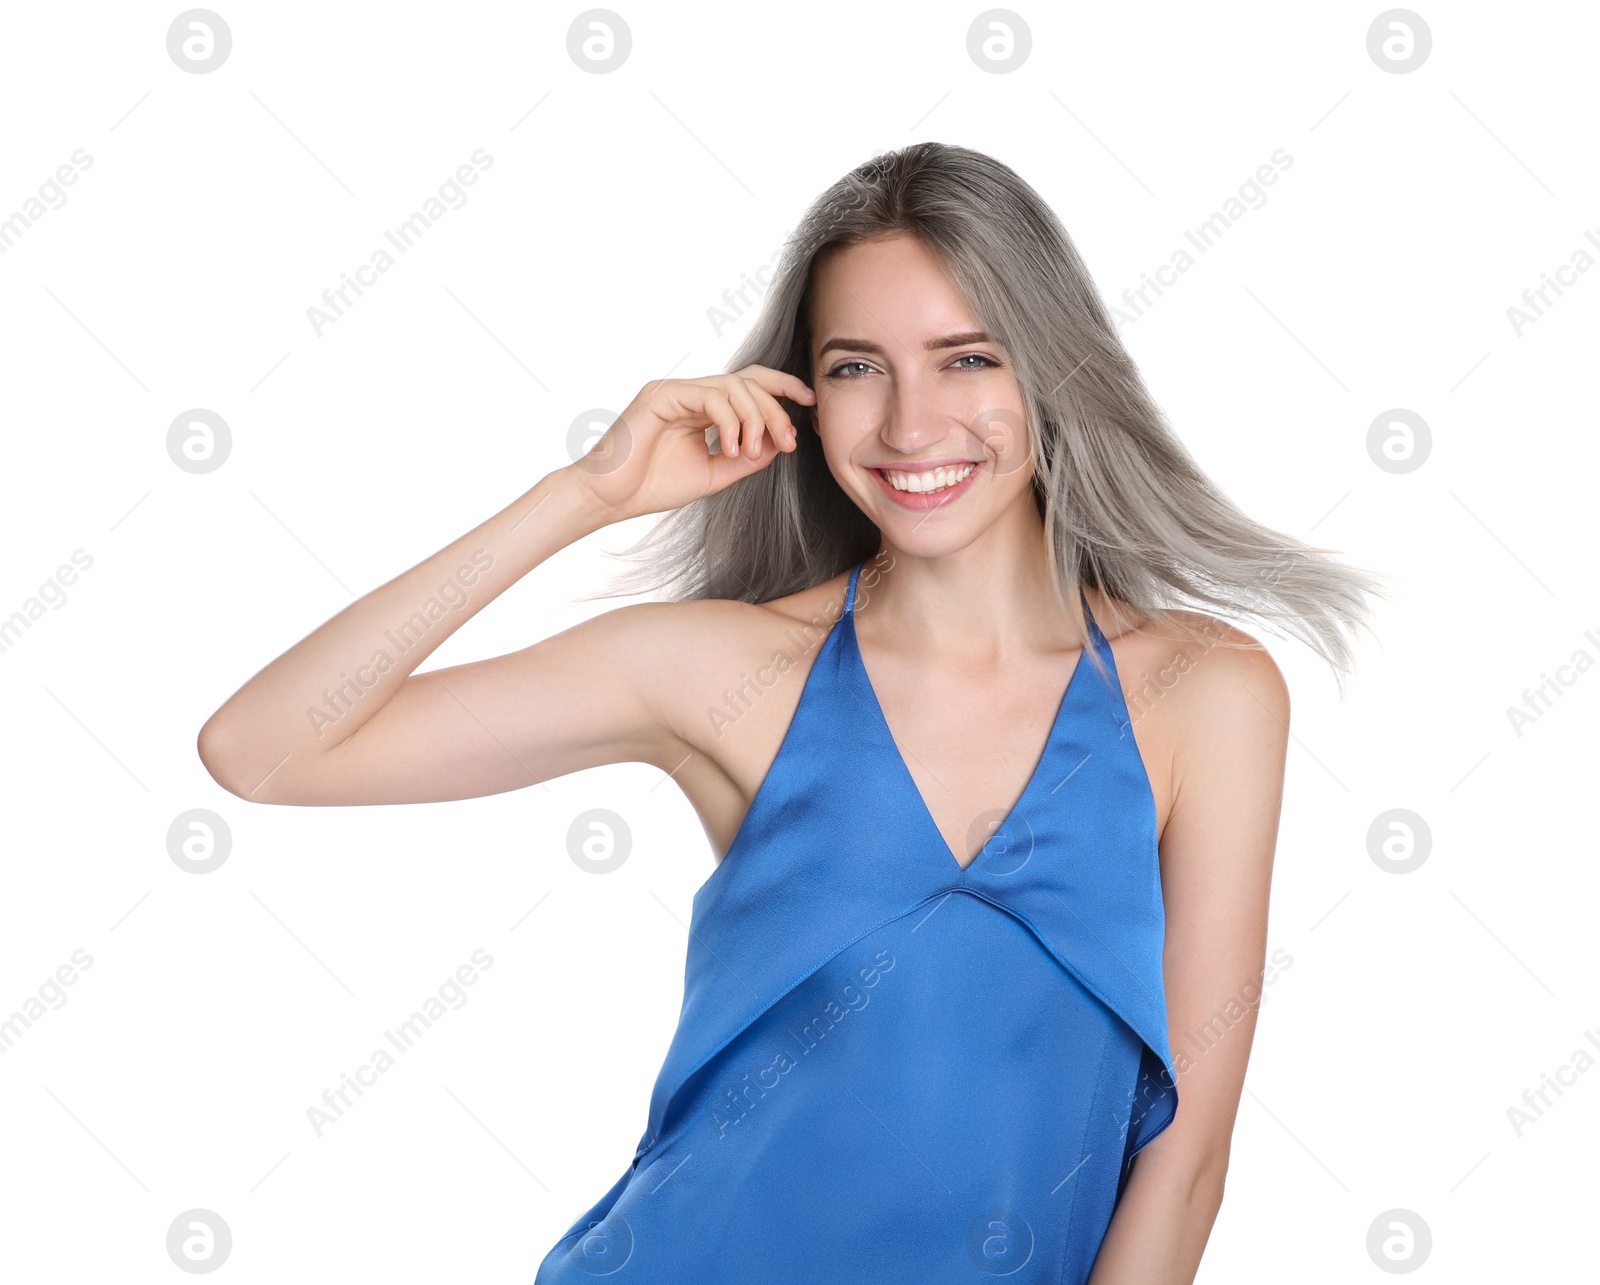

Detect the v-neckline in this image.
[842,563,1097,876]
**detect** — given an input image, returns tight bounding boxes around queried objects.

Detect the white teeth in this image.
[882,464,976,494]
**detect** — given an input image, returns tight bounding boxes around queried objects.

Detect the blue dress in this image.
[535,557,1178,1283]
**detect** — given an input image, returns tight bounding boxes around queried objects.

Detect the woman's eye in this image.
[828,355,997,379]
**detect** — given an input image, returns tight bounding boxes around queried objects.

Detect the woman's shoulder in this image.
[1091,590,1290,729]
[618,567,854,649]
[594,570,855,753]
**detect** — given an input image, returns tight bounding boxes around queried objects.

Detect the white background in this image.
[1,1,1595,1280]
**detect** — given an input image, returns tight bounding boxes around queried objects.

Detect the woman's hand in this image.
[567,364,817,521]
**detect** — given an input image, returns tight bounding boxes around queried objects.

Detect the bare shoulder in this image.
[605,567,855,773]
[592,568,854,857]
[1089,592,1290,835]
[1093,594,1289,726]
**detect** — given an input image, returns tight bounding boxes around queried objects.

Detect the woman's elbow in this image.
[1139,1140,1229,1214]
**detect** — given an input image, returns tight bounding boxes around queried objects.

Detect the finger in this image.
[738,363,816,406]
[704,420,782,491]
[740,378,798,453]
[686,384,743,459]
[713,376,768,461]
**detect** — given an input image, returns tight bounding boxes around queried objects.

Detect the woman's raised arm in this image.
[196,365,814,806]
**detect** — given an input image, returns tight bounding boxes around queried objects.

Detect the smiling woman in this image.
[197,141,1386,1285]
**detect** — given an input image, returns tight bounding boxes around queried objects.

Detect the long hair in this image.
[585,141,1388,692]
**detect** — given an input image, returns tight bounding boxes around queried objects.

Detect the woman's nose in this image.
[878,364,964,450]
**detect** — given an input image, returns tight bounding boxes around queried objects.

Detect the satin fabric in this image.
[535,557,1177,1283]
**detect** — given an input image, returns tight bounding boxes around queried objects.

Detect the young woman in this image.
[199,143,1382,1284]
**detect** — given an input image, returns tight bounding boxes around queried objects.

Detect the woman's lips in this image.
[868,463,982,510]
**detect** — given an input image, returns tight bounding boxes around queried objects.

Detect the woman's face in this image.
[807,232,1036,552]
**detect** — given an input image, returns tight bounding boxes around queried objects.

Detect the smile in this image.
[869,462,982,510]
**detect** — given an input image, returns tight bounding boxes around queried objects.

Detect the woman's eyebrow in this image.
[817,330,995,360]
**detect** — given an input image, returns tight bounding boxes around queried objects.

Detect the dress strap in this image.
[1078,581,1106,652]
[845,559,865,615]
